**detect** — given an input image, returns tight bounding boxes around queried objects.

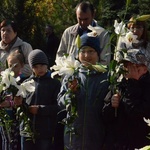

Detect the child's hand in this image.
[29,105,39,115]
[14,96,23,106]
[111,93,120,108]
[0,95,13,107]
[0,100,10,108]
[68,79,78,93]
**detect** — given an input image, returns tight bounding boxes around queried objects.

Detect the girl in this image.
[0,50,25,150]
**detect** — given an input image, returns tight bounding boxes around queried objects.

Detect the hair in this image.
[127,15,149,48]
[0,19,18,33]
[7,50,25,65]
[75,1,95,15]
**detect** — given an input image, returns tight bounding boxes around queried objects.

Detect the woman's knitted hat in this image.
[79,34,101,55]
[28,49,49,67]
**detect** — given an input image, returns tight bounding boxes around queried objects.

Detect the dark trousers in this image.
[21,136,53,150]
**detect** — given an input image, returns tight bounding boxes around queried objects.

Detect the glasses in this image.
[79,49,96,55]
[129,26,144,32]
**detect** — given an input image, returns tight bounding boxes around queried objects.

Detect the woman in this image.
[0,19,32,77]
[103,49,150,149]
[116,14,150,63]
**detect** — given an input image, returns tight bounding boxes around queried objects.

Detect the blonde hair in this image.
[7,50,25,65]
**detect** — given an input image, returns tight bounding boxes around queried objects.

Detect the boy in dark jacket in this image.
[103,49,150,150]
[58,34,109,150]
[21,49,61,150]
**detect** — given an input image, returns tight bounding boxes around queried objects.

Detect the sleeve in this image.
[99,30,111,65]
[37,80,61,118]
[122,78,150,117]
[21,42,33,77]
[102,90,118,122]
[56,29,68,59]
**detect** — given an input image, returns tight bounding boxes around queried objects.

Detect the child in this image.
[103,49,150,149]
[57,34,109,150]
[0,50,25,150]
[20,49,61,150]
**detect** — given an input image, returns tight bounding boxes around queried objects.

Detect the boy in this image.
[21,49,61,150]
[57,34,109,150]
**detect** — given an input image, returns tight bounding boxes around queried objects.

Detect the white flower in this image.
[16,79,35,98]
[50,54,81,78]
[125,31,139,48]
[143,117,150,127]
[50,56,66,78]
[114,20,126,35]
[60,54,80,77]
[87,25,104,37]
[0,68,17,90]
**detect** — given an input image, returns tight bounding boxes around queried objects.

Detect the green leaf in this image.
[126,0,131,8]
[136,15,150,21]
[139,145,150,150]
[75,34,81,49]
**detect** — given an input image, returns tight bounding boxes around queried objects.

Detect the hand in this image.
[111,93,120,108]
[0,100,10,108]
[124,63,147,80]
[68,78,78,93]
[14,96,23,106]
[0,95,13,108]
[29,105,39,115]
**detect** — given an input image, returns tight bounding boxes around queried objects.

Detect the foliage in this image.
[0,0,149,52]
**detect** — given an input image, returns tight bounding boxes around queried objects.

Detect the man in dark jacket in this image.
[45,25,60,67]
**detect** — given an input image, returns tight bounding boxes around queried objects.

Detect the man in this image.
[45,25,59,67]
[56,1,111,65]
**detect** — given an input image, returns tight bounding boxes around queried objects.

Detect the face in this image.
[129,24,144,40]
[1,25,17,44]
[123,61,147,80]
[45,27,52,36]
[7,57,24,77]
[32,64,48,77]
[79,46,99,66]
[76,7,94,30]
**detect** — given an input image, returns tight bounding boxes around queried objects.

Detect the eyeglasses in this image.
[129,26,144,32]
[79,49,96,55]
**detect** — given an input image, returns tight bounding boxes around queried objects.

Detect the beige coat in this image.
[56,21,111,65]
[0,37,32,77]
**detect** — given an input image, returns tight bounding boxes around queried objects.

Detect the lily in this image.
[16,79,35,98]
[125,31,138,48]
[51,54,80,78]
[114,20,126,36]
[143,117,150,127]
[87,25,104,37]
[1,68,17,90]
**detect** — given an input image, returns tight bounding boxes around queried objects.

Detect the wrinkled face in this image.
[123,61,147,76]
[32,64,48,77]
[1,25,17,44]
[7,57,24,77]
[129,24,144,40]
[76,7,94,30]
[79,46,99,66]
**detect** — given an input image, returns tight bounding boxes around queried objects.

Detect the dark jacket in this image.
[21,71,61,139]
[58,66,109,150]
[103,72,150,150]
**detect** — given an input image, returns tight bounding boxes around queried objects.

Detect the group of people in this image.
[0,1,150,150]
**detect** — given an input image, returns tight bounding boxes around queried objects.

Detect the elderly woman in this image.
[0,19,32,77]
